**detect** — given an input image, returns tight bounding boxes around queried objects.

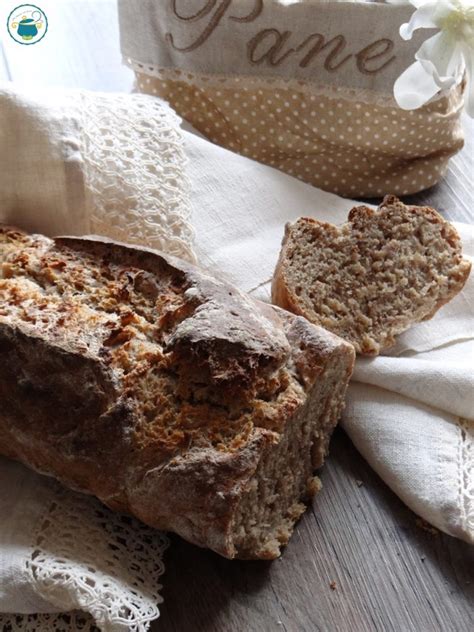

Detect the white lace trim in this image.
[73,90,196,263]
[457,417,474,542]
[0,484,169,632]
[125,58,456,109]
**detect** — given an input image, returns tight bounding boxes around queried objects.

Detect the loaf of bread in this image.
[272,196,471,355]
[0,226,354,559]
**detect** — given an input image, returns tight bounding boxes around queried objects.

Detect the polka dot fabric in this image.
[135,69,465,198]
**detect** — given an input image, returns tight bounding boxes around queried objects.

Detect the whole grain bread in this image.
[272,196,471,355]
[0,226,354,559]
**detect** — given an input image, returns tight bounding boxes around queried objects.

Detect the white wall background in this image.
[0,0,133,90]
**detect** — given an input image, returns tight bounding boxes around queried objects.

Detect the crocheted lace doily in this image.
[0,482,169,632]
[74,90,195,263]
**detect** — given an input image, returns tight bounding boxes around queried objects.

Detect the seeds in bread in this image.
[272,196,471,355]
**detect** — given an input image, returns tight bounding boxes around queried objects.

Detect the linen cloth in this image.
[0,85,472,629]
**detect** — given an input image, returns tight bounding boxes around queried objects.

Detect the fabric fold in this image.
[353,344,474,421]
[343,384,473,543]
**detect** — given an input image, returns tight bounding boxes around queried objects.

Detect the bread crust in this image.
[0,226,354,558]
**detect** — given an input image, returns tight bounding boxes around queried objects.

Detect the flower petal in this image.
[394,60,441,109]
[416,31,465,83]
[431,0,458,24]
[400,3,439,40]
[418,57,459,89]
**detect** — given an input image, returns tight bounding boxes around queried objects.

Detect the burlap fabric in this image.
[120,0,465,197]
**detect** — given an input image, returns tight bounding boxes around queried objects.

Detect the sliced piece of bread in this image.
[272,196,471,355]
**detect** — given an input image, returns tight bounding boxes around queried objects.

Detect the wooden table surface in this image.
[1,2,472,631]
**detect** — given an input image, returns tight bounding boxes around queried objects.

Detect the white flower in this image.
[390,0,474,116]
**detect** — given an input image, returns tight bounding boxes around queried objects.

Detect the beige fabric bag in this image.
[118,0,465,198]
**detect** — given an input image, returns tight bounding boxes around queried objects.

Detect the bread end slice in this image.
[272,196,471,355]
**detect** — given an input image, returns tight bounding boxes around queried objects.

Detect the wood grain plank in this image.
[405,115,474,223]
[155,431,474,632]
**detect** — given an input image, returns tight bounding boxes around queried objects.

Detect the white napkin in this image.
[0,85,472,629]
